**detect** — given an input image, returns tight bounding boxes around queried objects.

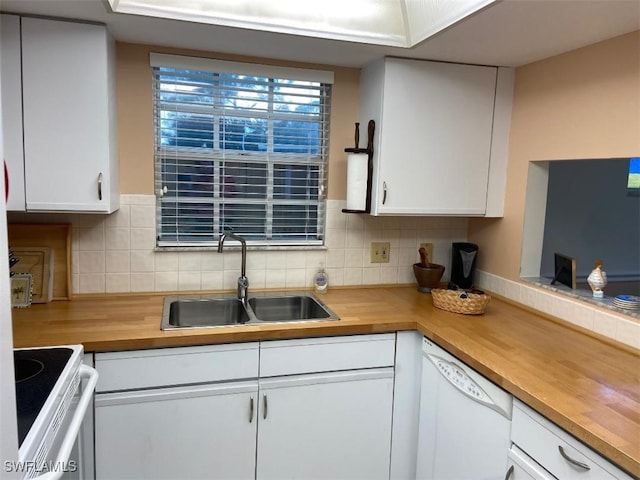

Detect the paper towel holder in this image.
[342,120,375,214]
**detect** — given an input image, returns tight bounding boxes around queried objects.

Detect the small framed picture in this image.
[11,273,33,308]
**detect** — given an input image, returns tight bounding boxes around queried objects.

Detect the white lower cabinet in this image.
[509,400,634,480]
[256,369,394,480]
[95,382,259,479]
[93,334,396,480]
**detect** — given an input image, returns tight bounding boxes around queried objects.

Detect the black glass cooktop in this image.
[14,348,74,447]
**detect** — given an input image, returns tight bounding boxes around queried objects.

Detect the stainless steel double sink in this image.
[161,291,340,330]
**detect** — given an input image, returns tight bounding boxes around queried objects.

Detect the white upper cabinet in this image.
[1,15,119,213]
[359,57,513,216]
[1,15,26,211]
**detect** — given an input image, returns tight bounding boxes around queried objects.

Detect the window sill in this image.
[155,245,328,253]
[520,276,640,320]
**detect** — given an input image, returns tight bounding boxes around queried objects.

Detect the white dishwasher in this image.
[416,337,513,480]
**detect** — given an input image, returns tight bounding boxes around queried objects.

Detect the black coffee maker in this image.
[450,242,478,289]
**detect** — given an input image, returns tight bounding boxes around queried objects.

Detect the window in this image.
[152,54,333,247]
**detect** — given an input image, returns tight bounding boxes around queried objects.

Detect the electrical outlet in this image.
[419,243,434,264]
[371,242,390,263]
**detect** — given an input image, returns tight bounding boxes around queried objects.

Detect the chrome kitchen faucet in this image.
[218,232,249,306]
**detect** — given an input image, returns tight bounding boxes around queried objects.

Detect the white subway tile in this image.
[72,250,79,275]
[106,274,130,293]
[179,252,202,272]
[131,273,155,293]
[121,194,155,205]
[130,250,155,272]
[130,228,156,250]
[201,253,224,271]
[345,249,364,268]
[178,271,201,291]
[362,267,381,285]
[398,266,415,284]
[399,230,417,248]
[380,266,399,284]
[285,269,306,288]
[346,213,366,231]
[201,271,223,291]
[265,251,287,270]
[591,310,618,339]
[324,268,344,287]
[79,251,105,274]
[78,226,105,251]
[130,205,155,228]
[265,270,287,289]
[71,274,79,295]
[325,249,345,268]
[248,269,266,290]
[155,252,179,272]
[79,274,105,294]
[155,271,178,292]
[325,229,346,248]
[345,229,364,249]
[105,205,130,228]
[616,318,640,349]
[247,251,267,270]
[344,268,363,286]
[286,251,306,270]
[398,247,418,267]
[105,228,130,251]
[305,251,326,269]
[106,251,130,273]
[222,251,242,271]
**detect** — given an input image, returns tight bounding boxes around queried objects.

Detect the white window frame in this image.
[151,53,334,248]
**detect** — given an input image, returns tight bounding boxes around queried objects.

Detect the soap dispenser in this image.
[313,265,329,294]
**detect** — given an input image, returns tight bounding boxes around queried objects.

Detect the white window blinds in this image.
[151,53,333,247]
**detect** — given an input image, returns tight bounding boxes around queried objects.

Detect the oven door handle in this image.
[34,364,99,480]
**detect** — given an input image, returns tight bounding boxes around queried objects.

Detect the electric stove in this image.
[14,345,84,478]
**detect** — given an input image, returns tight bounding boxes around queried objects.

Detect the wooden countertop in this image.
[11,287,640,477]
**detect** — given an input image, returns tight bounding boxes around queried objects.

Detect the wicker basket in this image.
[431,288,491,315]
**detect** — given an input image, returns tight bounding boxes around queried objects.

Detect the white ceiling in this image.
[1,0,639,68]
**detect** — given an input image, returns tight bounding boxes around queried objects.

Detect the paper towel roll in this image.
[346,153,368,211]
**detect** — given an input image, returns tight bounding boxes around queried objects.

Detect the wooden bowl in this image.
[413,263,445,293]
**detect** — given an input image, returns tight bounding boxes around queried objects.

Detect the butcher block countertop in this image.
[11,286,640,476]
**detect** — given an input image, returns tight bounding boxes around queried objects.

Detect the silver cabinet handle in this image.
[558,445,590,470]
[98,172,103,201]
[504,465,514,480]
[263,394,268,420]
[382,181,387,205]
[249,396,254,423]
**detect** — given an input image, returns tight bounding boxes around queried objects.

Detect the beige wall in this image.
[468,30,640,280]
[116,43,360,199]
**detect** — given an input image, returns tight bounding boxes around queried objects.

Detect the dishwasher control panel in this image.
[434,358,489,402]
[423,337,513,419]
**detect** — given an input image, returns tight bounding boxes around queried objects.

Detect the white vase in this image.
[587,262,607,298]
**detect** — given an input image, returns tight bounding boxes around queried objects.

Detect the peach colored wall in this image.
[116,43,360,199]
[468,31,640,280]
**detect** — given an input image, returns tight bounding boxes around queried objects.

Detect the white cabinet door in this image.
[0,14,26,211]
[361,58,497,216]
[95,381,258,480]
[20,17,118,213]
[256,368,394,480]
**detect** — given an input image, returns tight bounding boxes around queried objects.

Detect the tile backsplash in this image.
[475,270,640,350]
[72,195,469,295]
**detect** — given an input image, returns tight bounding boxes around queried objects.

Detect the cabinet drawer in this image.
[259,333,396,377]
[95,343,259,392]
[511,400,633,480]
